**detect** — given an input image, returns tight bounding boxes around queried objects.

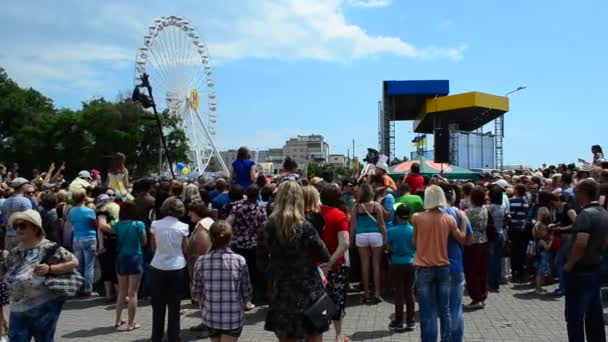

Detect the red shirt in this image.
[319,205,349,265]
[405,173,425,194]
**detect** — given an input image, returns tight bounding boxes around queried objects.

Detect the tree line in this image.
[0,68,189,180]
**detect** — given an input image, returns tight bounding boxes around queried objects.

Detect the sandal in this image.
[127,323,141,331]
[245,303,256,311]
[114,320,127,328]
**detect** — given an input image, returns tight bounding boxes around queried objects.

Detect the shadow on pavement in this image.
[349,329,394,341]
[510,283,536,291]
[62,298,106,310]
[61,326,117,339]
[243,306,270,326]
[513,291,559,301]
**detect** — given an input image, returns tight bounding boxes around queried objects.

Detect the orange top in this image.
[412,211,457,267]
[383,175,397,192]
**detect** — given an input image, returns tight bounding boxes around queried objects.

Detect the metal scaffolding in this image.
[495,114,504,170]
[378,100,395,160]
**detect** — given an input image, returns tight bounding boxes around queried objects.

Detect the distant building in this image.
[283,135,329,167]
[220,150,238,165]
[328,154,346,167]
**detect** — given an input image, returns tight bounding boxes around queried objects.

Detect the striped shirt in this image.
[509,197,529,230]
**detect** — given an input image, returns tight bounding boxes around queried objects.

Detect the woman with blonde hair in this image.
[302,185,325,235]
[413,185,467,342]
[183,183,202,208]
[107,153,132,200]
[257,181,330,342]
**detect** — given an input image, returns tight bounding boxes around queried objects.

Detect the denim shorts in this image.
[537,249,551,277]
[116,254,144,276]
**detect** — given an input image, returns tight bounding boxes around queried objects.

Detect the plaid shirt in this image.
[191,248,252,330]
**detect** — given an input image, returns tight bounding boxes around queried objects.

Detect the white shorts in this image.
[355,232,383,248]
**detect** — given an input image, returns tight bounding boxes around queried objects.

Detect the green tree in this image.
[0,67,190,179]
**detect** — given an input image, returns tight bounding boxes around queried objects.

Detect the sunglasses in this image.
[107,193,115,197]
[24,191,35,195]
[15,223,32,230]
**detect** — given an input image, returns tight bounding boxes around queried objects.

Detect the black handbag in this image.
[303,292,338,330]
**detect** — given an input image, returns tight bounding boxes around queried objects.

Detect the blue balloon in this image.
[176,162,185,171]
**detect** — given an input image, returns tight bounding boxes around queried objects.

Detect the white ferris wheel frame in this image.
[134,15,229,176]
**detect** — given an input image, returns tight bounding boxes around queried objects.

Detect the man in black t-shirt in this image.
[564,178,608,342]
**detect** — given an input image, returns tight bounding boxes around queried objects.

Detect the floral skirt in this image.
[326,265,348,321]
[0,281,8,306]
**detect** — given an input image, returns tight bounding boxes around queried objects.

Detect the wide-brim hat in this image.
[8,210,44,236]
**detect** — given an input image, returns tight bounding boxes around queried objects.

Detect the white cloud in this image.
[207,0,464,62]
[0,0,465,95]
[0,42,132,91]
[348,0,391,8]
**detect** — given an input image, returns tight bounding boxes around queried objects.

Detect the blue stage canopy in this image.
[383,80,449,120]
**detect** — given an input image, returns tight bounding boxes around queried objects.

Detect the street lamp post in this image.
[495,85,527,170]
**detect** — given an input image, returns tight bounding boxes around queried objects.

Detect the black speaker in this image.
[434,128,450,163]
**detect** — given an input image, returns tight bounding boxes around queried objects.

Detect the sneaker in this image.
[389,320,406,332]
[552,289,564,297]
[406,320,416,330]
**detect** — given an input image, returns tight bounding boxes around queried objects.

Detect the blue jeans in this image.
[449,272,464,342]
[565,266,606,342]
[9,299,65,342]
[73,237,97,293]
[488,232,505,291]
[555,235,571,292]
[416,266,451,342]
[140,249,154,297]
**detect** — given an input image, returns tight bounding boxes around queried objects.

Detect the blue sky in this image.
[1,0,606,166]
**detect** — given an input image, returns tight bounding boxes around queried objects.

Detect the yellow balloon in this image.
[181,167,190,175]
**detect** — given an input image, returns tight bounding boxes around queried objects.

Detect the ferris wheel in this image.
[134,16,228,175]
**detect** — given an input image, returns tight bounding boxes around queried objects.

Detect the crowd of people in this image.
[0,145,607,341]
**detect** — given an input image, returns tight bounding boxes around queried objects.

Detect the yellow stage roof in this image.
[414,92,509,133]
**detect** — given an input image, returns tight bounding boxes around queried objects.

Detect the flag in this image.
[412,135,426,147]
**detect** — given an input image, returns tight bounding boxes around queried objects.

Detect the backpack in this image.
[60,205,74,251]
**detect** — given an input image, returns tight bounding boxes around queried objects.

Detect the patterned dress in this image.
[230,200,267,250]
[256,221,330,338]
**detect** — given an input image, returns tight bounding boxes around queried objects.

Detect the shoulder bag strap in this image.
[361,203,377,223]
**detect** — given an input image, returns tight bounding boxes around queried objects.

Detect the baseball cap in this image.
[394,203,412,219]
[95,194,111,208]
[495,179,509,190]
[10,177,29,189]
[78,170,92,180]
